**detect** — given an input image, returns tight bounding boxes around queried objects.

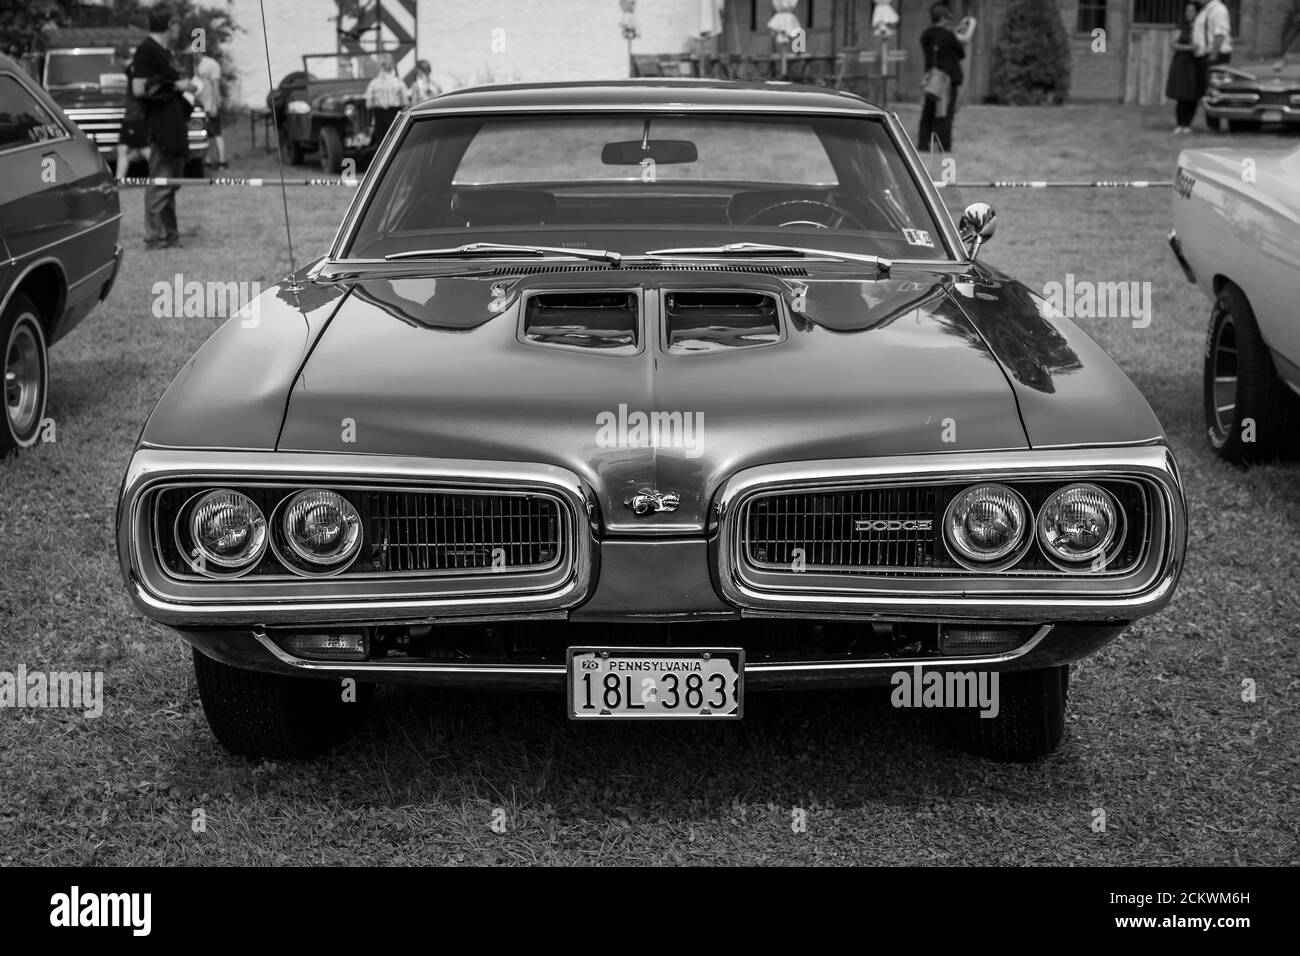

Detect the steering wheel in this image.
[740,198,867,230]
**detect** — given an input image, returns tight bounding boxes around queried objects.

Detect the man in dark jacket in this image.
[131,4,195,248]
[917,4,966,153]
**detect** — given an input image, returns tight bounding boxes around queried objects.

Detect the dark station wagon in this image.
[116,81,1186,762]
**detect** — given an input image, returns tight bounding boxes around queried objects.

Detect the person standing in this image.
[115,40,150,178]
[194,51,226,170]
[1167,2,1200,134]
[1194,0,1232,128]
[365,54,408,147]
[131,4,195,249]
[917,4,966,153]
[408,59,439,104]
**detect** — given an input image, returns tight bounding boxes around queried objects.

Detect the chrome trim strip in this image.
[118,449,598,626]
[5,214,122,267]
[249,623,1053,678]
[711,445,1186,621]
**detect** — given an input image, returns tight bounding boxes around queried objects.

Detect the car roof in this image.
[413,79,885,115]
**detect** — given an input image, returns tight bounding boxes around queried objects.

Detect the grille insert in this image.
[741,480,1148,577]
[155,486,564,579]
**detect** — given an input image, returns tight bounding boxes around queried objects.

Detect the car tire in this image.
[192,648,372,758]
[1204,282,1300,462]
[278,124,303,166]
[1227,119,1262,133]
[1205,115,1222,132]
[2,292,49,457]
[318,125,343,174]
[954,665,1069,762]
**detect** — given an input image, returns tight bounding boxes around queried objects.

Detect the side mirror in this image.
[959,202,996,259]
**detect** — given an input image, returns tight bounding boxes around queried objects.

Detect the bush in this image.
[991,0,1071,105]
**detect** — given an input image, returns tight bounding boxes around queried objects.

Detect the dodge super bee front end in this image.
[117,80,1186,762]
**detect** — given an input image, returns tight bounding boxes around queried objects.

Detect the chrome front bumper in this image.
[180,621,1128,688]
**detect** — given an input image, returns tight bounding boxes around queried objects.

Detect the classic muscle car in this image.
[2,52,122,455]
[1169,143,1300,461]
[117,81,1186,762]
[1203,32,1300,132]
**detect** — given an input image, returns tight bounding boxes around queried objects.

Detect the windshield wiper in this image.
[643,242,891,275]
[385,242,621,266]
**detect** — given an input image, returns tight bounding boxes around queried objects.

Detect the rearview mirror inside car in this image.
[601,139,698,165]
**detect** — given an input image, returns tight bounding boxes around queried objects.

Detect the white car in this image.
[1170,144,1300,461]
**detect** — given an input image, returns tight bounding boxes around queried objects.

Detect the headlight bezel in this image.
[1036,482,1125,572]
[942,482,1033,572]
[179,488,269,576]
[271,488,364,576]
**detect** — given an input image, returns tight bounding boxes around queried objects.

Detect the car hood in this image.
[276,269,1036,532]
[1215,52,1300,83]
[48,88,124,110]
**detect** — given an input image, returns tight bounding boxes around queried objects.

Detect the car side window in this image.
[0,74,66,152]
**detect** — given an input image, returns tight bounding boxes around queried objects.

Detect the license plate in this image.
[1261,110,1283,123]
[567,647,744,720]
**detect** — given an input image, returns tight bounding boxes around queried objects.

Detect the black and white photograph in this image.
[0,0,1294,920]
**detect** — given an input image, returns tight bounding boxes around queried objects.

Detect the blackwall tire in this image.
[1204,282,1300,462]
[955,665,1069,762]
[2,293,48,456]
[192,648,372,758]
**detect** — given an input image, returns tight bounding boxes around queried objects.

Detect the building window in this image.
[1134,0,1241,35]
[1077,0,1106,34]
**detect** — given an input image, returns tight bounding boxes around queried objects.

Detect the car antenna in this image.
[258,0,302,296]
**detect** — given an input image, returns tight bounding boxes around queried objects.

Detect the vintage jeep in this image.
[23,27,208,176]
[268,53,379,174]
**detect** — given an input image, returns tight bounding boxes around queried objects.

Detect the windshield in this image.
[343,112,951,261]
[45,51,122,89]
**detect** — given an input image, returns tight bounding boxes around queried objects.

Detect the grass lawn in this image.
[1,103,1297,865]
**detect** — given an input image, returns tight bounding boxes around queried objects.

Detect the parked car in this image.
[21,27,208,176]
[117,81,1186,762]
[268,53,377,174]
[1,52,122,455]
[1169,143,1300,461]
[1203,32,1300,132]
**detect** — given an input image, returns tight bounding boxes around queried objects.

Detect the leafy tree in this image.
[991,0,1071,105]
[2,0,237,73]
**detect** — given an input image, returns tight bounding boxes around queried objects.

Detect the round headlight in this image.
[188,490,267,570]
[1037,483,1119,565]
[280,490,362,568]
[943,483,1029,568]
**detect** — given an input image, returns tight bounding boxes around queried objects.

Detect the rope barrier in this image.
[115,177,361,187]
[113,177,1175,189]
[934,180,1172,189]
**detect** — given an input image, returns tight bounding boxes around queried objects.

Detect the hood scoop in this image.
[664,290,782,354]
[522,291,640,354]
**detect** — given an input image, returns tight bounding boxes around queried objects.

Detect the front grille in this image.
[747,487,940,572]
[363,490,561,573]
[154,485,563,579]
[741,480,1148,577]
